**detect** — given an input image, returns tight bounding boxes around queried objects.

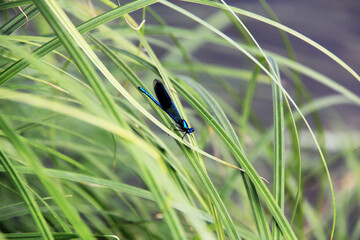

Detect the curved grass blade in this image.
[183,0,360,83]
[0,0,157,85]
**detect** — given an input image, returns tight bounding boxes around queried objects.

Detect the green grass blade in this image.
[0,149,54,240]
[2,232,120,239]
[0,4,39,35]
[269,58,285,239]
[0,0,33,10]
[285,99,302,227]
[0,114,94,239]
[0,0,157,85]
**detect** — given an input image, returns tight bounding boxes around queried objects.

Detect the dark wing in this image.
[138,87,164,110]
[153,79,183,124]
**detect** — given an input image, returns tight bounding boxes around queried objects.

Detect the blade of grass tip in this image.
[0,114,95,240]
[269,58,285,239]
[0,150,54,240]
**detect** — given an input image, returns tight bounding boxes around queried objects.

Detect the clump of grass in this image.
[0,0,358,239]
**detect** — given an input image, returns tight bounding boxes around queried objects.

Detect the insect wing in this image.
[153,79,183,124]
[138,87,165,110]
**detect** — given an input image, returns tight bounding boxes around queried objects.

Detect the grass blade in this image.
[269,59,285,239]
[0,149,53,240]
